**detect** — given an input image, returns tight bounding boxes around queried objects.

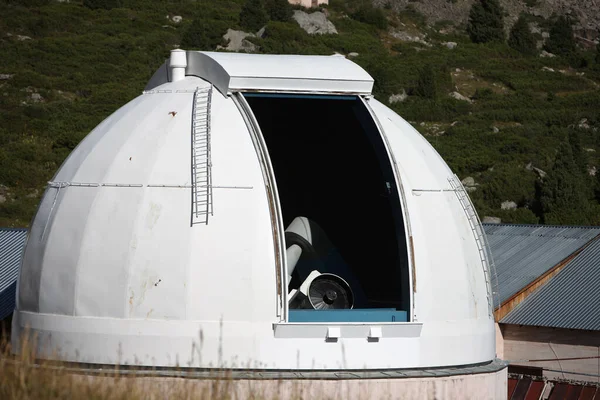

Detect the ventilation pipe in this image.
[170,49,187,82]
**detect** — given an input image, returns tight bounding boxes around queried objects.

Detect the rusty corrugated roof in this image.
[508,376,599,400]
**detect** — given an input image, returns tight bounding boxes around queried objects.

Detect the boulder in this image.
[462,176,478,192]
[461,176,475,186]
[526,162,547,178]
[501,201,518,210]
[449,91,472,103]
[218,29,258,53]
[388,89,408,104]
[171,16,182,23]
[482,216,501,224]
[293,11,337,35]
[578,118,590,130]
[443,41,457,49]
[0,74,13,80]
[30,92,43,103]
[533,167,547,179]
[390,29,431,46]
[347,52,359,58]
[0,185,8,204]
[589,166,597,176]
[540,50,556,58]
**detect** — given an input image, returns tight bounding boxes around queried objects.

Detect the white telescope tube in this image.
[285,217,313,280]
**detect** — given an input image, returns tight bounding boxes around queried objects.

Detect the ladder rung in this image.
[192,85,213,226]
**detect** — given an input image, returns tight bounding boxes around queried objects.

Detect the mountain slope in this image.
[0,0,599,227]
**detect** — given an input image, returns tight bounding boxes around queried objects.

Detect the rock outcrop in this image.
[217,29,258,53]
[501,201,518,210]
[293,10,337,35]
[373,0,600,41]
[389,90,408,104]
[450,91,472,103]
[482,216,501,224]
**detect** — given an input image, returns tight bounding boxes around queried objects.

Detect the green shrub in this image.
[495,208,540,224]
[350,3,388,30]
[473,87,495,100]
[414,65,437,99]
[83,0,122,10]
[5,0,51,6]
[466,0,505,44]
[508,15,537,55]
[239,0,269,32]
[544,16,576,57]
[181,18,228,51]
[265,0,292,22]
[540,140,592,224]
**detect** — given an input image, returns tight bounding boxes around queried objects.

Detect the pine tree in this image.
[181,19,211,50]
[568,129,588,175]
[508,16,537,55]
[544,16,576,57]
[240,0,269,33]
[466,0,505,44]
[266,0,293,22]
[540,141,591,225]
[414,65,437,100]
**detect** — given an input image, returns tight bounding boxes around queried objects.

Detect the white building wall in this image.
[289,0,328,8]
[502,324,600,382]
[81,369,508,400]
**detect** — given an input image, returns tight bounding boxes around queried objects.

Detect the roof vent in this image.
[170,49,187,82]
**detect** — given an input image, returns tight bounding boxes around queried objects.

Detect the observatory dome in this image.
[13,50,497,370]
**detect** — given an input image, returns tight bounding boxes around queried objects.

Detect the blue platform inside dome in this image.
[288,309,408,323]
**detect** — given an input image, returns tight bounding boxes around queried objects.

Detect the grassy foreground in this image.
[0,337,300,400]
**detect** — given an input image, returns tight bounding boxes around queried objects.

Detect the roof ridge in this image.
[482,223,600,229]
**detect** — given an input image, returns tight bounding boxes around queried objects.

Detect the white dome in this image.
[13,51,495,370]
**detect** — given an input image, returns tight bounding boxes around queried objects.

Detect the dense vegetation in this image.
[1,0,600,227]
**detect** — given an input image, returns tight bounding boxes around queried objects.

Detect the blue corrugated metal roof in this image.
[0,228,28,320]
[501,235,600,330]
[483,224,600,306]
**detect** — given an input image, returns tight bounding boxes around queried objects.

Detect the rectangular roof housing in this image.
[146,51,374,96]
[187,52,374,95]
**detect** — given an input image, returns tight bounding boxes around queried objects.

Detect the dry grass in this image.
[450,69,511,97]
[0,326,505,399]
[0,325,350,400]
[0,328,296,400]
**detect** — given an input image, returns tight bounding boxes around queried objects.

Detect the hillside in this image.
[1,0,600,227]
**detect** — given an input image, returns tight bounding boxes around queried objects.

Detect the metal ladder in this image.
[448,175,497,317]
[191,85,213,225]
